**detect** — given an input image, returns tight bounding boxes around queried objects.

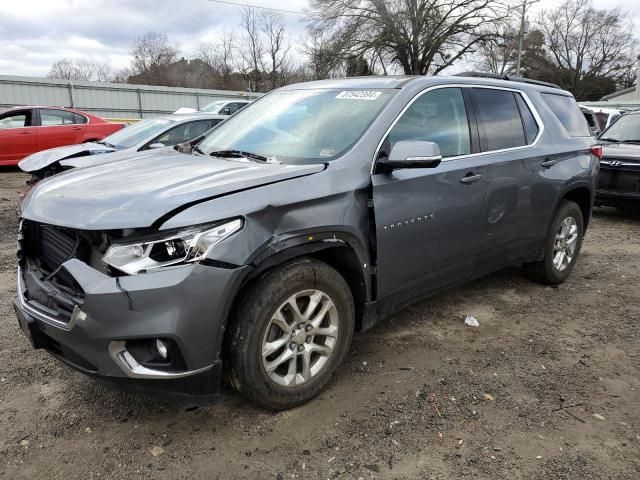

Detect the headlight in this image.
[103,219,242,275]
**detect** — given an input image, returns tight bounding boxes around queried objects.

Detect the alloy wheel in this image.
[553,216,578,271]
[261,289,339,387]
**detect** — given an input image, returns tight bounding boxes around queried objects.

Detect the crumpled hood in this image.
[21,152,325,230]
[601,142,640,161]
[19,142,116,172]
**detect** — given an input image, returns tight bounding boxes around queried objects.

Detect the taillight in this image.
[590,145,603,159]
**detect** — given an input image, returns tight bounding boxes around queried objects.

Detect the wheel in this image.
[225,257,355,410]
[527,200,584,284]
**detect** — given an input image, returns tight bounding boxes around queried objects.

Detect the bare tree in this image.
[238,7,265,91]
[309,0,508,75]
[301,29,345,80]
[474,21,519,75]
[539,0,636,99]
[47,57,124,82]
[260,11,291,90]
[129,32,179,85]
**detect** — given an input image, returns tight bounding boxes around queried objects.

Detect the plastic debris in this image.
[464,316,480,327]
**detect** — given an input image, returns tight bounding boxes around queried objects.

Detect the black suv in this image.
[597,111,640,208]
[15,74,599,410]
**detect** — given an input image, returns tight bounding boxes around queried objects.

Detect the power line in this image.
[207,0,309,16]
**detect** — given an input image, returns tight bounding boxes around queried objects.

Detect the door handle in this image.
[460,173,483,184]
[19,130,33,135]
[71,126,82,130]
[541,159,557,168]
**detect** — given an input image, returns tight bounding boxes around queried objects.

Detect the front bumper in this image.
[15,258,249,398]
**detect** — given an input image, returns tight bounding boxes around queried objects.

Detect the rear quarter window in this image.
[541,93,591,137]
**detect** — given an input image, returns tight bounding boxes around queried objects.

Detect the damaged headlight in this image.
[103,219,243,275]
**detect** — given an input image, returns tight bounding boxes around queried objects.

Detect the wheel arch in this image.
[219,234,372,359]
[559,185,593,231]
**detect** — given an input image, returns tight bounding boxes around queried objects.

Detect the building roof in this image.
[602,85,637,101]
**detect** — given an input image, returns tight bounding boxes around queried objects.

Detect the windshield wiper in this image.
[598,137,620,143]
[95,140,117,148]
[621,140,640,144]
[193,145,205,155]
[209,150,270,162]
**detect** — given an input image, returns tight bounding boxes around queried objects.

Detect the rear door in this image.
[36,108,87,151]
[372,87,487,307]
[469,87,548,271]
[0,109,37,164]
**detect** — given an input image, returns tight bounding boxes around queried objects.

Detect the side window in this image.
[73,113,88,124]
[0,110,32,129]
[472,88,526,151]
[540,93,591,137]
[153,121,213,146]
[514,94,539,144]
[385,88,471,158]
[40,109,76,126]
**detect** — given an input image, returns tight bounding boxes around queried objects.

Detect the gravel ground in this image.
[0,168,639,479]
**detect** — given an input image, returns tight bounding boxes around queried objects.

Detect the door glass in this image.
[0,111,31,129]
[154,120,214,146]
[40,109,77,126]
[386,88,471,158]
[540,93,591,137]
[472,89,526,151]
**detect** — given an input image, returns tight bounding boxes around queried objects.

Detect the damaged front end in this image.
[15,219,247,400]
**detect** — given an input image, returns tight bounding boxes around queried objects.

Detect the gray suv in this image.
[15,74,599,410]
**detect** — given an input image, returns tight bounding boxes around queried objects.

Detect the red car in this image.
[0,106,126,166]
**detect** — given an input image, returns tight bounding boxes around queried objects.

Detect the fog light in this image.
[155,339,169,360]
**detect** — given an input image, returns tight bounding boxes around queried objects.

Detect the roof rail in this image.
[454,71,562,90]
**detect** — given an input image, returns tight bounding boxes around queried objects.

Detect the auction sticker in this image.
[336,91,382,100]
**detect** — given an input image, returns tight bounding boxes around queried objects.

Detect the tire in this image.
[225,257,355,411]
[527,200,584,284]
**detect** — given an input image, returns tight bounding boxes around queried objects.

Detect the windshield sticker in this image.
[336,91,382,101]
[320,149,336,157]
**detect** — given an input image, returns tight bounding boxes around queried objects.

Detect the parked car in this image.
[588,106,623,130]
[581,106,601,136]
[19,113,226,181]
[15,74,599,410]
[174,99,252,116]
[0,106,126,166]
[596,110,640,208]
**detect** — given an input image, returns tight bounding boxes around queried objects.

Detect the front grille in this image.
[19,221,87,323]
[598,167,640,194]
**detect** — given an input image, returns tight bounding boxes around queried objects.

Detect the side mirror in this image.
[222,107,231,115]
[148,142,166,149]
[377,140,442,172]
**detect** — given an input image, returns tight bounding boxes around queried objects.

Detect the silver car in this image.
[19,113,226,180]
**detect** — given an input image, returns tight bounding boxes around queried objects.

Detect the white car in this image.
[174,99,252,116]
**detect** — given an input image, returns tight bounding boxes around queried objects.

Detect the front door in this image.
[0,109,36,164]
[372,87,487,307]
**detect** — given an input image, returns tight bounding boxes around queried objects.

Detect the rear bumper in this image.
[14,259,249,398]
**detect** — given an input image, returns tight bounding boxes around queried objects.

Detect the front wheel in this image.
[225,257,355,410]
[527,200,584,284]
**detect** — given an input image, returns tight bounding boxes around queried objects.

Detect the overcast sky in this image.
[0,0,638,78]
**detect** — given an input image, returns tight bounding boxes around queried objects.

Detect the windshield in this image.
[102,117,175,149]
[599,114,640,142]
[201,101,226,113]
[198,89,395,164]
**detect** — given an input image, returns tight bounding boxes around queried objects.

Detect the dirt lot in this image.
[0,169,639,480]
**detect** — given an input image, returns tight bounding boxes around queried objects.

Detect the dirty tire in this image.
[225,257,355,411]
[527,200,584,284]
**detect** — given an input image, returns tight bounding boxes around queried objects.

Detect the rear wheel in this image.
[527,200,584,284]
[225,257,354,410]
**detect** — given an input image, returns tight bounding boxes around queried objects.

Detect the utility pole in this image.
[515,0,540,76]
